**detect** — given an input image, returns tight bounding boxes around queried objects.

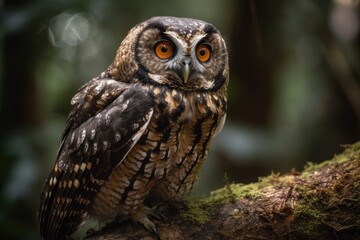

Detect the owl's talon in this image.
[158,213,168,222]
[140,217,157,233]
[131,205,160,236]
[151,225,158,236]
[155,212,170,225]
[137,215,161,239]
[151,203,173,225]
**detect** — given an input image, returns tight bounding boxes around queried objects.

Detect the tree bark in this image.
[85,142,360,240]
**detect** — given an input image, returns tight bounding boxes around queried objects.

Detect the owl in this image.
[39,16,228,239]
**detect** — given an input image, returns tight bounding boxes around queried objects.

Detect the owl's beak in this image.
[182,63,190,84]
[181,58,192,84]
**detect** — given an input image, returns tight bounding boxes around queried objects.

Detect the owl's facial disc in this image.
[134,19,228,91]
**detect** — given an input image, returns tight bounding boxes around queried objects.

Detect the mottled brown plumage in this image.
[39,16,229,239]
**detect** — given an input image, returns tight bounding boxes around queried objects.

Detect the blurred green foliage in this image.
[0,0,359,239]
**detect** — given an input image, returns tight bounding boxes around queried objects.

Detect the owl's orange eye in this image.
[196,44,211,62]
[154,41,174,59]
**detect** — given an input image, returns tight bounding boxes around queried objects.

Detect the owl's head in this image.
[109,16,229,92]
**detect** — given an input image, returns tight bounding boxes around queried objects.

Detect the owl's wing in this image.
[39,78,154,239]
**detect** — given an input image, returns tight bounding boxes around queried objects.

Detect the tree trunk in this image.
[85,142,360,240]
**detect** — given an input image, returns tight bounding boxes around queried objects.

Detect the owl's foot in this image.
[131,204,161,236]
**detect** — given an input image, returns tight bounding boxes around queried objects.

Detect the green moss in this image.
[345,141,360,152]
[182,171,283,224]
[213,172,283,203]
[180,200,211,224]
[293,205,325,238]
[208,182,261,204]
[292,178,330,235]
[302,142,360,176]
[180,180,269,224]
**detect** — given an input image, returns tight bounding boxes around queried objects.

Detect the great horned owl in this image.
[39,16,229,239]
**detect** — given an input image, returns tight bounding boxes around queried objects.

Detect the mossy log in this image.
[85,142,360,240]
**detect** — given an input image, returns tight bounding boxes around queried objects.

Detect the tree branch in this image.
[85,142,360,240]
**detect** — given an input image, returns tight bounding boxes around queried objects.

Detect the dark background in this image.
[1,0,359,239]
